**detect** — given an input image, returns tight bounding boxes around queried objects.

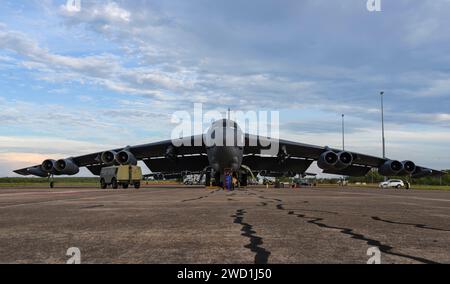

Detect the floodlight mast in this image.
[380,91,387,182]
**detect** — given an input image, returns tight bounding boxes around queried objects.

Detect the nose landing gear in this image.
[203,169,242,190]
[224,169,241,191]
[48,174,55,189]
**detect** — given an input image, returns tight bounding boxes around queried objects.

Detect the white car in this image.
[379,179,405,189]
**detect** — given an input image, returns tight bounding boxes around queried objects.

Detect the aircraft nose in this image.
[213,146,241,170]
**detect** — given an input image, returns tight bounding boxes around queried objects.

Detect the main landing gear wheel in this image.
[100,179,107,189]
[112,178,119,189]
[48,174,55,189]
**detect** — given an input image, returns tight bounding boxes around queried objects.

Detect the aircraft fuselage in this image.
[205,119,244,174]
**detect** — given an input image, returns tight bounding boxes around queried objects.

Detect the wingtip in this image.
[13,168,30,176]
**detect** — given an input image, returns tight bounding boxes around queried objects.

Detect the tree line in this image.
[345,169,450,185]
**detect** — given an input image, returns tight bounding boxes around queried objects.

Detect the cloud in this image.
[0,136,115,156]
[0,24,121,77]
[3,1,450,118]
[61,2,131,23]
[282,120,367,135]
[422,78,450,97]
[0,21,322,111]
[0,96,174,143]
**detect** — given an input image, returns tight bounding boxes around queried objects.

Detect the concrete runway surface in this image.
[0,185,449,264]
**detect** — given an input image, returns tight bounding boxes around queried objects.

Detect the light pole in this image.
[380,91,387,182]
[342,114,345,151]
[341,114,346,186]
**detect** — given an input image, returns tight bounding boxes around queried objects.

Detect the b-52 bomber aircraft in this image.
[14,119,445,187]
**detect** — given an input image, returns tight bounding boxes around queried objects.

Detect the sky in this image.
[0,0,449,177]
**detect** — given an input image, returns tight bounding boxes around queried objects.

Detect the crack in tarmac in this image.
[371,216,450,233]
[248,189,440,264]
[286,210,439,264]
[181,195,210,202]
[231,209,271,264]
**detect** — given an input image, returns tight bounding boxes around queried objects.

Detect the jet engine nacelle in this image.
[378,160,403,176]
[41,159,57,173]
[101,151,117,165]
[337,151,353,169]
[398,161,416,176]
[317,151,353,170]
[55,159,80,175]
[317,151,338,170]
[116,150,138,165]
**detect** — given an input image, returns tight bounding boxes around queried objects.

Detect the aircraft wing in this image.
[14,132,445,179]
[244,134,445,178]
[14,135,208,177]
